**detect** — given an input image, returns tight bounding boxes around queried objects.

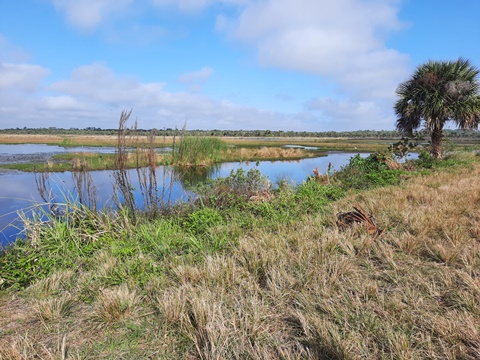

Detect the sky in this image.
[1,0,480,132]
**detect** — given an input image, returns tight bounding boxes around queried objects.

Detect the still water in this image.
[0,144,118,155]
[0,151,365,247]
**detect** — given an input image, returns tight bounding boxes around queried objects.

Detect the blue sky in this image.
[1,0,479,131]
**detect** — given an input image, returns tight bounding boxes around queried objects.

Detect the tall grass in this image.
[112,109,138,219]
[173,136,228,166]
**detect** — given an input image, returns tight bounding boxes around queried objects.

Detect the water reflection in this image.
[0,152,364,247]
[173,164,221,187]
[0,144,118,155]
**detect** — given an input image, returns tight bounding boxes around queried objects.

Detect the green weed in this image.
[334,152,407,190]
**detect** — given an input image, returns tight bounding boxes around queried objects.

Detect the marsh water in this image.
[0,144,367,247]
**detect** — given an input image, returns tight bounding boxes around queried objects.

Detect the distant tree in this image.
[394,58,480,158]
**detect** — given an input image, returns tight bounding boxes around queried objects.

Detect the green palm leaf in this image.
[394,58,480,158]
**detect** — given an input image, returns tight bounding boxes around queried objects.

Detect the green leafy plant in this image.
[295,180,345,212]
[183,207,224,235]
[334,152,405,190]
[388,137,417,161]
[193,168,270,208]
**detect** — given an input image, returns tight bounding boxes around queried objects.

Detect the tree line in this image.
[1,127,479,139]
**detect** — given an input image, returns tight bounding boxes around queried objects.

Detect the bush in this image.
[416,149,435,168]
[183,207,224,235]
[334,152,405,190]
[295,180,345,213]
[193,168,270,208]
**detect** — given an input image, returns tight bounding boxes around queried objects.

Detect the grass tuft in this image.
[93,284,139,327]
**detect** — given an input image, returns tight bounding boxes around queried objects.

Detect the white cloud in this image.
[0,62,293,130]
[1,0,413,131]
[0,63,50,92]
[0,58,400,131]
[42,96,85,110]
[179,67,214,92]
[214,0,410,129]
[306,97,395,131]
[152,0,248,12]
[49,63,167,105]
[51,0,133,30]
[179,67,213,83]
[231,0,408,98]
[0,36,48,93]
[0,35,31,63]
[152,0,208,11]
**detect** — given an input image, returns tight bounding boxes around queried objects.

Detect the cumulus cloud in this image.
[231,0,408,99]
[18,62,294,130]
[306,97,395,130]
[49,63,167,105]
[179,67,214,92]
[51,0,133,30]
[152,0,248,12]
[0,35,31,63]
[42,96,85,110]
[0,37,47,92]
[0,63,50,92]
[211,0,410,129]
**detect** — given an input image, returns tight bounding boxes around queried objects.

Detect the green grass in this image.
[172,136,228,166]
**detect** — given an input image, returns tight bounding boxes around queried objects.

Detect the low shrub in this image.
[334,152,406,190]
[295,180,345,213]
[193,168,270,208]
[183,207,224,235]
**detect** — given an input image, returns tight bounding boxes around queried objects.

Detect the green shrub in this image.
[183,207,224,235]
[295,180,345,213]
[416,149,435,168]
[334,152,405,190]
[193,168,269,208]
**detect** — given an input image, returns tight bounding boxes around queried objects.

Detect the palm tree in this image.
[394,58,480,159]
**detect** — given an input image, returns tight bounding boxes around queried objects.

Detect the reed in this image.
[172,136,228,166]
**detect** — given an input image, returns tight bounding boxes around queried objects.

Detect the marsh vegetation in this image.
[1,125,479,358]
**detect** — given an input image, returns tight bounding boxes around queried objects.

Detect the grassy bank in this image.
[0,133,388,150]
[2,146,314,172]
[1,151,479,358]
[2,132,479,173]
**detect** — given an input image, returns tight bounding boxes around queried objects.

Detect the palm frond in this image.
[336,203,383,239]
[394,57,480,142]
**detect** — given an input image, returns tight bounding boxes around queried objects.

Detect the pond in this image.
[0,150,366,247]
[0,144,118,155]
[0,144,117,167]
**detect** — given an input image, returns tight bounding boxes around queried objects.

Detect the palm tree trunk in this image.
[431,125,443,159]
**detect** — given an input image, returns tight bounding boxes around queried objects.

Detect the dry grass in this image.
[0,134,386,152]
[232,146,309,160]
[0,134,120,146]
[92,284,139,327]
[1,161,480,358]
